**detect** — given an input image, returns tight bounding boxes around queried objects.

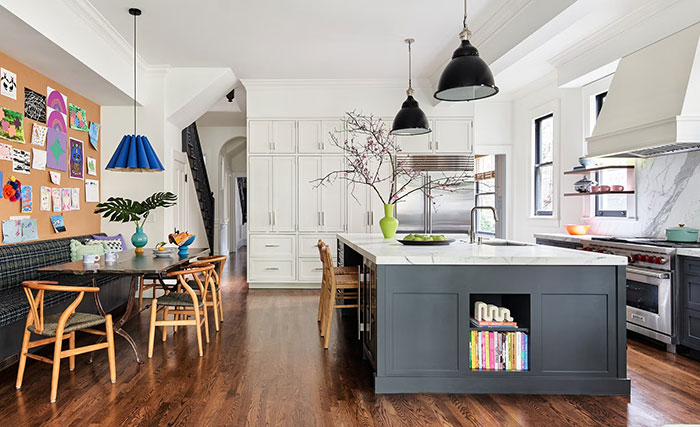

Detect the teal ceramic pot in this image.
[379,204,399,239]
[131,226,148,254]
[178,235,196,258]
[665,224,699,242]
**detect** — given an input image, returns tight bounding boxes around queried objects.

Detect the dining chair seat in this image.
[28,313,106,337]
[156,292,204,307]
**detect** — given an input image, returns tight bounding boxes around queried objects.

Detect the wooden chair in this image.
[318,243,359,349]
[148,264,214,358]
[138,274,159,312]
[189,255,227,330]
[16,281,116,403]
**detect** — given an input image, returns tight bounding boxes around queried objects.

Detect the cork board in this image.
[0,50,101,243]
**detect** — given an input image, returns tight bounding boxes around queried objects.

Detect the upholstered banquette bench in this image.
[0,234,131,369]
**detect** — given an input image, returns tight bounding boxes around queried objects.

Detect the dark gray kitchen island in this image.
[337,234,630,395]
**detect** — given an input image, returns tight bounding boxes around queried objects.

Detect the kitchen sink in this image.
[481,240,531,247]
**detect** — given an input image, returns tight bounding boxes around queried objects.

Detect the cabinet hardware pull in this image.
[436,141,439,150]
[322,211,325,226]
[429,140,432,150]
[269,212,272,225]
[264,244,279,247]
[265,267,280,271]
[370,211,373,224]
[313,267,323,271]
[272,211,276,226]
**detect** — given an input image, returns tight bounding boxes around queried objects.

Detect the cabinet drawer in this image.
[685,275,700,311]
[298,258,325,283]
[681,308,700,351]
[249,259,295,282]
[249,235,295,259]
[298,234,337,258]
[682,257,700,276]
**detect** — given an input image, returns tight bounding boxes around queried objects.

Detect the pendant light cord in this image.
[407,40,413,92]
[133,10,137,136]
[460,0,472,40]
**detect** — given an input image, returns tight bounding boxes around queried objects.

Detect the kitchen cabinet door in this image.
[347,182,371,233]
[271,157,297,231]
[248,156,273,231]
[395,129,433,154]
[434,119,472,153]
[298,120,323,154]
[271,120,297,153]
[322,120,345,153]
[298,156,323,232]
[321,156,346,231]
[248,121,272,154]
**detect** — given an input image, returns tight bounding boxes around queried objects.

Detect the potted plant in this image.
[313,112,472,238]
[94,192,177,253]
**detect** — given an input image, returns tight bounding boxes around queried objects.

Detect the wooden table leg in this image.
[90,275,143,364]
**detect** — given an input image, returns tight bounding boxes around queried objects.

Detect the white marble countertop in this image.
[533,233,609,243]
[675,248,700,258]
[337,234,627,266]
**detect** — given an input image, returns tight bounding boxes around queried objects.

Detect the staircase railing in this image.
[182,123,215,254]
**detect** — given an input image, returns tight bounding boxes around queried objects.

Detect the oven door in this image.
[626,266,672,336]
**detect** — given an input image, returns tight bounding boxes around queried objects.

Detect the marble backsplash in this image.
[589,150,700,238]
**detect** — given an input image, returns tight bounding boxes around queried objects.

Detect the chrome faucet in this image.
[470,206,499,244]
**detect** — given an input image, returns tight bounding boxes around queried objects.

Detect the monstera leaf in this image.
[94,192,177,226]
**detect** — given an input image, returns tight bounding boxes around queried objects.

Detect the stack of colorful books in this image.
[470,317,518,329]
[469,330,528,371]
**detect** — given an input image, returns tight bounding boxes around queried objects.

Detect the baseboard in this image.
[0,354,18,372]
[248,282,321,290]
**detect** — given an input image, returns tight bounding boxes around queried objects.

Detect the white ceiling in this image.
[89,0,493,80]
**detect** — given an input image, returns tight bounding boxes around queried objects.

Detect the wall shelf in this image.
[564,165,634,175]
[564,191,635,197]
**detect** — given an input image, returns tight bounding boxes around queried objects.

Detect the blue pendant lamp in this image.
[106,8,164,172]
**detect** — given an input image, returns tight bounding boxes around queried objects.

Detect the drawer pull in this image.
[313,267,323,271]
[264,244,280,248]
[265,267,280,271]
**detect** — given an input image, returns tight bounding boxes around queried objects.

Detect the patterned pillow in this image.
[92,234,127,249]
[87,239,123,253]
[70,240,106,262]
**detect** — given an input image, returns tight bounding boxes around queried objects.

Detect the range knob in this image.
[632,254,641,261]
[654,257,663,264]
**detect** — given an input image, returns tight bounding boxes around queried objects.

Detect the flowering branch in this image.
[312,111,473,207]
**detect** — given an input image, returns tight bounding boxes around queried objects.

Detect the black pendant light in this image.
[391,39,431,136]
[106,7,165,172]
[434,0,499,102]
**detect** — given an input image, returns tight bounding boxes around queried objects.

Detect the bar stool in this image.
[147,264,214,358]
[16,281,116,403]
[318,243,359,349]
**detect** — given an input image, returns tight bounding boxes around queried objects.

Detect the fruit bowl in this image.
[398,234,455,246]
[564,224,591,235]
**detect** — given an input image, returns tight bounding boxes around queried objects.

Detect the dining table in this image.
[38,248,209,363]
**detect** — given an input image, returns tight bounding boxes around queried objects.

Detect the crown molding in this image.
[63,0,169,73]
[549,0,683,68]
[241,78,432,91]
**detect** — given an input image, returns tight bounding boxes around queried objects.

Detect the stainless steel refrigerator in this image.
[395,156,475,234]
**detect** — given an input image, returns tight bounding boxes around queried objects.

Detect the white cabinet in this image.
[394,119,472,154]
[248,120,296,153]
[298,156,345,232]
[434,119,472,153]
[249,156,296,232]
[248,234,296,283]
[298,119,344,153]
[346,157,392,233]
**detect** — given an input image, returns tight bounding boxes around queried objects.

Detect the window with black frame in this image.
[534,113,553,216]
[475,155,496,235]
[593,91,627,217]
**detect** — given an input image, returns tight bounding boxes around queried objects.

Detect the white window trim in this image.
[529,99,560,221]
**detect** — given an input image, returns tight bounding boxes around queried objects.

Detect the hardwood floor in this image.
[1,250,699,426]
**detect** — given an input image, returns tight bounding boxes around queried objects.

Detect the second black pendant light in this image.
[434,0,498,102]
[391,38,431,136]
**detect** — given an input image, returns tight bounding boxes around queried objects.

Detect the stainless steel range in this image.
[580,237,700,353]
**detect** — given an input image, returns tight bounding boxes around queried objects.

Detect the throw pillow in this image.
[92,234,127,250]
[70,239,106,262]
[87,239,123,253]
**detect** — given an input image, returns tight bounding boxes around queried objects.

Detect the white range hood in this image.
[587,23,700,158]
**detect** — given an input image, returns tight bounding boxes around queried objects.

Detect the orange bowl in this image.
[565,224,591,235]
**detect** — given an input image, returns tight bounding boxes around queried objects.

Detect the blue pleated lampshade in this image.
[105,134,165,171]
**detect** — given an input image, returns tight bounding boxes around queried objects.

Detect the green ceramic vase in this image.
[379,204,399,239]
[131,226,148,254]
